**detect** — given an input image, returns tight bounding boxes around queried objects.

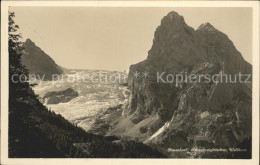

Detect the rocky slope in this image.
[21,39,63,80]
[43,88,79,104]
[106,11,252,158]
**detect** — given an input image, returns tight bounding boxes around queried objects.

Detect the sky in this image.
[10,7,252,71]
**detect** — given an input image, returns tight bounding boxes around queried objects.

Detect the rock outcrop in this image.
[43,88,79,104]
[21,39,63,80]
[108,11,252,158]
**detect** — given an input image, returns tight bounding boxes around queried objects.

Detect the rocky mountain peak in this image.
[113,11,252,156]
[197,22,218,32]
[147,11,196,62]
[21,38,63,80]
[165,11,184,21]
[24,38,36,47]
[160,11,189,29]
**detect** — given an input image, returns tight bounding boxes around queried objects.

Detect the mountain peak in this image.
[24,38,36,46]
[162,11,185,23]
[166,11,182,19]
[197,22,217,31]
[25,38,33,43]
[21,38,63,80]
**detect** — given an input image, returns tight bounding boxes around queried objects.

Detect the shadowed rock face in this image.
[111,11,252,157]
[43,88,79,104]
[21,39,63,80]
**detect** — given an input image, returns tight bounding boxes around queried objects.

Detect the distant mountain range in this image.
[21,39,63,80]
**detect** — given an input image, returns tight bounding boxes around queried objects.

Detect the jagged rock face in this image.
[21,39,63,80]
[197,23,252,75]
[120,11,252,155]
[43,88,79,104]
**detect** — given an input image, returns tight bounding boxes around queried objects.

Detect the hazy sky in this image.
[11,7,252,71]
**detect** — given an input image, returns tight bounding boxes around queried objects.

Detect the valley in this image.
[32,69,129,131]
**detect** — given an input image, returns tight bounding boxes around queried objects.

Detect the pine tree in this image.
[9,11,29,96]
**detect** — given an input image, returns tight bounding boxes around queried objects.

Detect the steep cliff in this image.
[107,11,252,158]
[21,39,63,80]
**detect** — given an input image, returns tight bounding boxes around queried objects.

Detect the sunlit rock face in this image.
[113,11,252,157]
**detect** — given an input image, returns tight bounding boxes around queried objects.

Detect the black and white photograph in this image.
[1,1,259,165]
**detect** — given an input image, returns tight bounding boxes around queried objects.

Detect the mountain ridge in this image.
[21,38,63,80]
[106,11,252,158]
